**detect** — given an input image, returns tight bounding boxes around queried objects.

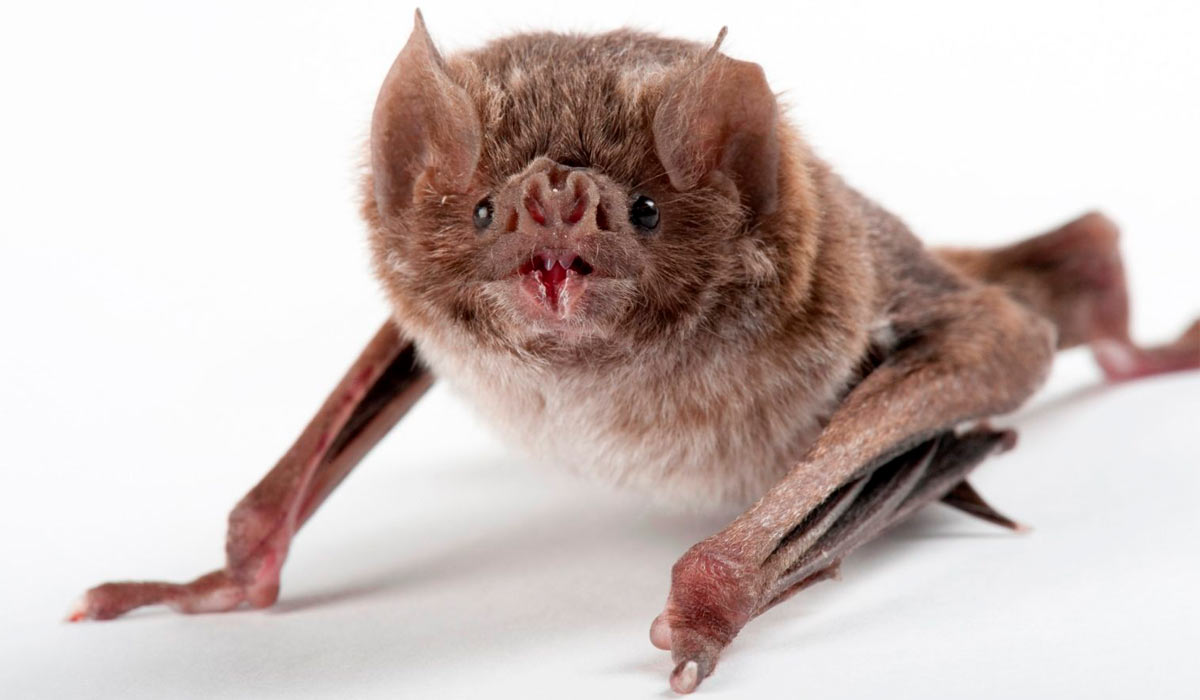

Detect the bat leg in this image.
[936,211,1199,381]
[68,320,432,621]
[753,428,1018,617]
[68,570,263,621]
[654,285,1056,692]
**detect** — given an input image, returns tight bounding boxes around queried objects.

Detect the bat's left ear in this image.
[653,36,780,216]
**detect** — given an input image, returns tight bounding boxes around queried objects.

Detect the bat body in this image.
[72,13,1200,694]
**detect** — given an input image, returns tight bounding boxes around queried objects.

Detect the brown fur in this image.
[356,16,1195,691]
[73,13,1198,695]
[361,21,880,504]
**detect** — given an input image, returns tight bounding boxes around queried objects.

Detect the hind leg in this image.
[936,211,1199,381]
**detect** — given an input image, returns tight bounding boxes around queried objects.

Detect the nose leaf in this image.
[516,162,599,232]
[563,177,591,225]
[522,176,550,226]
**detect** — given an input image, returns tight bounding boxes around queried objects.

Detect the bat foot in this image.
[67,564,280,621]
[70,493,299,621]
[1092,319,1199,382]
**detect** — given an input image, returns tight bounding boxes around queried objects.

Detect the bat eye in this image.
[473,198,494,230]
[629,194,659,231]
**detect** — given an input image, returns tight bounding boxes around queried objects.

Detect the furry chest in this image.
[415,337,837,506]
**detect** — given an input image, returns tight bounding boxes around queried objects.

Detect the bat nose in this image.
[517,159,605,232]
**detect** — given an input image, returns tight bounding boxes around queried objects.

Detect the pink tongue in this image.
[538,263,568,307]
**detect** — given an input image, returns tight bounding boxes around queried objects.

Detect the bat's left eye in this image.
[473,198,494,230]
[629,194,659,231]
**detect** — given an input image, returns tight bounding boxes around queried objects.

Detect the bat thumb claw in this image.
[650,613,672,650]
[995,428,1018,453]
[670,660,702,694]
[64,594,90,622]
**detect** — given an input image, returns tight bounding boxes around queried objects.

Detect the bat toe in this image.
[650,612,672,650]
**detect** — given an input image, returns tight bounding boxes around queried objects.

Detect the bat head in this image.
[365,12,794,362]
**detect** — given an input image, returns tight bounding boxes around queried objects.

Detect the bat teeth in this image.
[516,251,594,278]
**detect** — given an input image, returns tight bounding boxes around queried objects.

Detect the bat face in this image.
[364,19,785,364]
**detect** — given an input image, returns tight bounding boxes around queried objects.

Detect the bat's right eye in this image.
[473,198,494,230]
[629,194,659,232]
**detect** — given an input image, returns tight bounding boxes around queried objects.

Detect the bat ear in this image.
[653,30,781,216]
[370,10,481,217]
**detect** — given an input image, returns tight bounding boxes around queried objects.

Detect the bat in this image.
[69,12,1199,694]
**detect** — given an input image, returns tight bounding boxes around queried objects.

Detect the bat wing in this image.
[755,426,1023,616]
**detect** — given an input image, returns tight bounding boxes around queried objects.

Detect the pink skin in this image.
[68,13,1198,694]
[516,250,594,318]
[646,323,1199,694]
[474,157,647,343]
[68,237,1197,695]
[68,322,432,622]
[1092,320,1200,382]
[506,160,606,321]
[643,211,1200,694]
[68,261,1196,691]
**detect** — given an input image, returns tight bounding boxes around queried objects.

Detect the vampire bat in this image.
[70,11,1200,694]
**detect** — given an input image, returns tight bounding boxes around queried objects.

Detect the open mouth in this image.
[515,251,594,312]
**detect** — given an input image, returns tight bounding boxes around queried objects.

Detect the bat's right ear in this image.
[370,10,481,218]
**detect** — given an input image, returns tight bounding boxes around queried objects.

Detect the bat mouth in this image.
[514,250,594,314]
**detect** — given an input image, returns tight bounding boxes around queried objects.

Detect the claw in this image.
[667,623,726,694]
[64,596,87,623]
[670,659,701,694]
[67,581,184,621]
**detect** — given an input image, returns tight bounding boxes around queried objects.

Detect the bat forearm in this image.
[728,286,1054,563]
[755,427,1016,616]
[657,285,1056,691]
[71,318,432,621]
[297,339,433,525]
[225,320,430,571]
[231,321,431,554]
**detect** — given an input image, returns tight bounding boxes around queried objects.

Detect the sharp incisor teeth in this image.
[542,257,553,271]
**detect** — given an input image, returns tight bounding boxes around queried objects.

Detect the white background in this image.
[2,1,1198,698]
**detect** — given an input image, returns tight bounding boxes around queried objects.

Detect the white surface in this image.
[2,1,1198,698]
